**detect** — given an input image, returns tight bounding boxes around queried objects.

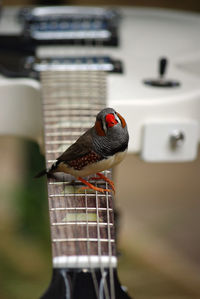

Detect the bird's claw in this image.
[90,172,115,194]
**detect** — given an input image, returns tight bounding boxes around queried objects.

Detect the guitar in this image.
[0,6,132,299]
[1,5,200,298]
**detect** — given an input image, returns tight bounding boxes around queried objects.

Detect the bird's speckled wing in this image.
[57,128,102,164]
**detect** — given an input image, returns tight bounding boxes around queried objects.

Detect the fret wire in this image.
[46,140,75,145]
[49,194,113,200]
[42,81,106,85]
[43,97,105,104]
[43,104,105,110]
[52,238,115,242]
[46,149,73,154]
[45,123,92,129]
[41,78,106,83]
[44,110,100,116]
[43,98,105,103]
[49,193,112,198]
[43,110,98,117]
[46,132,82,137]
[43,102,105,107]
[50,207,112,211]
[45,116,96,122]
[51,222,113,226]
[42,78,106,82]
[43,96,104,101]
[47,169,111,176]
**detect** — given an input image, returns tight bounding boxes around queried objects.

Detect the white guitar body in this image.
[0,7,200,161]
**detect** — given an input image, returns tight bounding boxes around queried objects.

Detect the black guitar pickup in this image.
[26,56,123,73]
[19,6,120,46]
[0,51,123,79]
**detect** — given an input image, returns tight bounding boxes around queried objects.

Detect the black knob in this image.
[159,57,168,78]
[143,56,180,88]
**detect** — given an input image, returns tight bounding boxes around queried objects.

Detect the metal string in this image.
[43,72,60,261]
[88,66,111,299]
[71,72,82,263]
[84,189,99,298]
[77,70,103,296]
[95,187,110,299]
[94,52,116,298]
[105,178,115,299]
[84,70,108,298]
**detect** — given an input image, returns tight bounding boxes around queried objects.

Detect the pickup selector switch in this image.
[143,57,180,87]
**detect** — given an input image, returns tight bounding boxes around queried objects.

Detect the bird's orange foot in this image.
[90,172,115,193]
[78,177,111,193]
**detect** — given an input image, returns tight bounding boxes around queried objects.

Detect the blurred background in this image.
[0,1,200,299]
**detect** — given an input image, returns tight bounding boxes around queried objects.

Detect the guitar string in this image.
[85,69,110,299]
[52,74,62,261]
[71,71,101,291]
[84,188,99,298]
[89,70,105,296]
[57,72,76,268]
[106,178,115,299]
[43,72,60,262]
[83,70,101,298]
[97,66,115,299]
[90,71,110,299]
[69,71,83,263]
[68,72,81,263]
[85,71,99,285]
[95,188,110,299]
[94,70,111,299]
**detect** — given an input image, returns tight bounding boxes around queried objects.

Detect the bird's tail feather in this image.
[34,169,48,178]
[35,161,59,178]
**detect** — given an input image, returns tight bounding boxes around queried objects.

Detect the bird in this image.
[35,107,129,193]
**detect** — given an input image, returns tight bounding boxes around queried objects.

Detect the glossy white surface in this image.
[0,7,200,159]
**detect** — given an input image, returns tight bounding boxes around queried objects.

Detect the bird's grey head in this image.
[93,107,129,157]
[95,107,127,136]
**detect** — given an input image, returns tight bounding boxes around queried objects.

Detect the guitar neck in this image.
[40,70,117,269]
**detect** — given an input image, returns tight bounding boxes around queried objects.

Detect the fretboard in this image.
[40,70,117,269]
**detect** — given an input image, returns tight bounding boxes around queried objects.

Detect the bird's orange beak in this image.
[105,114,118,128]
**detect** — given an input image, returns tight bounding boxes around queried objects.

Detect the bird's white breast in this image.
[57,150,127,178]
